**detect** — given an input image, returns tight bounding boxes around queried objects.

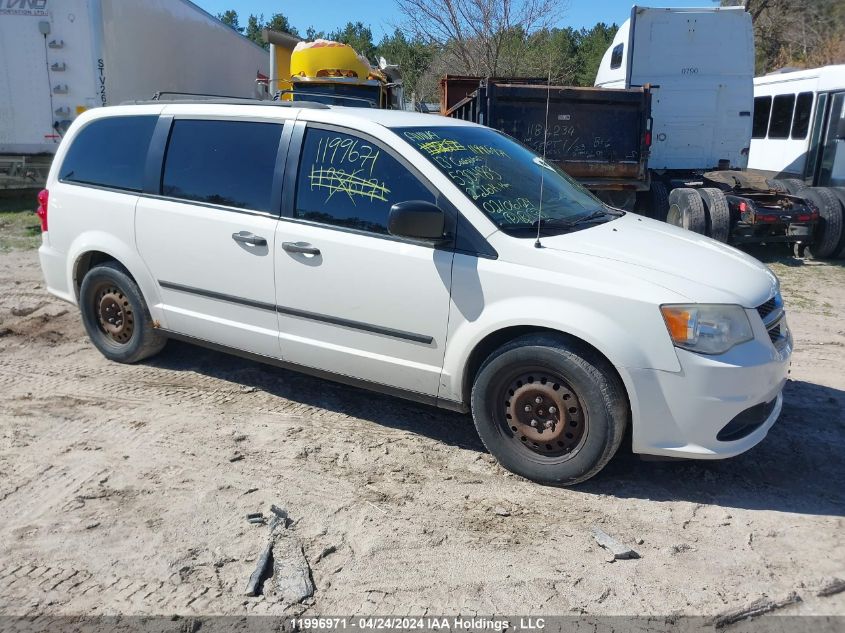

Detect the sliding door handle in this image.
[232,231,267,246]
[282,241,321,256]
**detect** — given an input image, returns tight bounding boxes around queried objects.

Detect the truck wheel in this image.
[79,261,167,363]
[828,188,845,259]
[698,188,731,242]
[667,188,707,234]
[801,187,843,259]
[776,178,808,195]
[470,333,628,486]
[648,181,670,221]
[767,179,788,193]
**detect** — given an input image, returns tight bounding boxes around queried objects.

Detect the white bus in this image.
[748,65,845,189]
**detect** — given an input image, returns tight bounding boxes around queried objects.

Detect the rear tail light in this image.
[795,211,819,222]
[644,117,653,148]
[738,201,748,213]
[757,214,779,223]
[36,189,49,232]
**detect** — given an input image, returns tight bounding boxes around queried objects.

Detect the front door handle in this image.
[282,241,321,256]
[232,231,267,246]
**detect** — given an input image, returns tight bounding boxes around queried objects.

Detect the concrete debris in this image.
[267,530,315,604]
[244,540,273,597]
[591,527,640,560]
[493,506,510,517]
[711,592,802,628]
[817,578,845,598]
[244,505,314,605]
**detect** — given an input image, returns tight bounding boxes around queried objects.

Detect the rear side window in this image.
[791,92,813,139]
[752,96,771,139]
[768,94,795,139]
[162,119,283,212]
[610,44,624,70]
[59,115,157,191]
[294,127,435,235]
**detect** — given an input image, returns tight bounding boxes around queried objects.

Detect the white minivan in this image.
[37,101,792,485]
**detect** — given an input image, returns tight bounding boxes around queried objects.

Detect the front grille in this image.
[757,297,777,320]
[756,293,782,321]
[756,292,787,350]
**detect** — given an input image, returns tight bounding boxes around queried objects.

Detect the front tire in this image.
[79,261,166,363]
[470,334,628,485]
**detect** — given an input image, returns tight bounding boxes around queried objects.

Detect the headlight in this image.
[660,304,754,355]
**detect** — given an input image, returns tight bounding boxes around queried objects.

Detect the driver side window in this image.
[294,128,435,234]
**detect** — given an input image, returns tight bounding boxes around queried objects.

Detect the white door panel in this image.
[136,198,281,356]
[274,221,453,395]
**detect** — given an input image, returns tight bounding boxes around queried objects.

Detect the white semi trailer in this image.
[595,5,843,259]
[0,0,269,187]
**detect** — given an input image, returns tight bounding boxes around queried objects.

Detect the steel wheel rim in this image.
[499,369,588,460]
[667,203,682,227]
[95,285,134,344]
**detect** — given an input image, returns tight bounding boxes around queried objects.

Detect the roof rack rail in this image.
[119,97,330,109]
[152,91,253,101]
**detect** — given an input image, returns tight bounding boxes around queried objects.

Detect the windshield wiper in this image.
[499,209,615,232]
[531,210,609,229]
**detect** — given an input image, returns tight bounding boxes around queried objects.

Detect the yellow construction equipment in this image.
[262,30,402,108]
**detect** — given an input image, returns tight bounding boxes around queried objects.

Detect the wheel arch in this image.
[66,232,163,322]
[460,325,631,414]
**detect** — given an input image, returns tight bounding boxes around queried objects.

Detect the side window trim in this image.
[59,114,158,192]
[147,116,290,217]
[143,115,173,195]
[282,120,457,248]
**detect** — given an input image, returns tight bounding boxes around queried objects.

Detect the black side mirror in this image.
[388,200,446,241]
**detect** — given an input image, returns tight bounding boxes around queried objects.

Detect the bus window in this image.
[791,92,813,139]
[818,92,845,187]
[752,96,771,139]
[804,93,828,181]
[768,94,795,139]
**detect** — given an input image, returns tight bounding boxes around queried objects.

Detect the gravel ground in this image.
[0,243,843,619]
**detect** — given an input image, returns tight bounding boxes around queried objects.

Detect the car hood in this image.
[532,213,778,306]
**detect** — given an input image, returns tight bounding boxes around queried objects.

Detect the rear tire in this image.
[698,187,731,242]
[667,187,707,234]
[776,178,809,195]
[79,262,166,363]
[470,334,628,486]
[801,187,843,259]
[829,188,845,258]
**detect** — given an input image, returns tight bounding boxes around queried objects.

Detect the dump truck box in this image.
[441,77,652,194]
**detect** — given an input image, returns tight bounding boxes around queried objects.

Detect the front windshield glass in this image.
[398,125,612,234]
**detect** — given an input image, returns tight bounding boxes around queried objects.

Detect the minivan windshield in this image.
[397,125,615,235]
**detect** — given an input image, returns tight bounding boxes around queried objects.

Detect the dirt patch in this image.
[0,248,843,617]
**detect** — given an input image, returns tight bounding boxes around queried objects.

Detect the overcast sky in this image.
[193,0,714,39]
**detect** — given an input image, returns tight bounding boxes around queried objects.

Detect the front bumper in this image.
[625,314,792,459]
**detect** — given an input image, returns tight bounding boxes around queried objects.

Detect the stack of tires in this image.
[769,180,845,260]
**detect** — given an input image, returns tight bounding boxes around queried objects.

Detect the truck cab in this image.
[595,5,754,172]
[264,30,403,109]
